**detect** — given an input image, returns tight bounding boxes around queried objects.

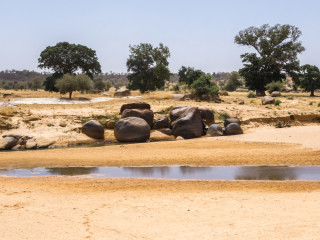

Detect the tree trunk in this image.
[69,91,72,99]
[310,90,315,97]
[256,89,266,96]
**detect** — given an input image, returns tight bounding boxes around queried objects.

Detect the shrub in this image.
[190,74,219,100]
[309,102,313,105]
[266,81,284,94]
[318,102,320,107]
[274,99,282,106]
[220,90,229,96]
[218,112,230,121]
[247,91,256,98]
[290,114,295,120]
[171,83,180,92]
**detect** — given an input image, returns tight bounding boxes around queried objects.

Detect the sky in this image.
[0,0,320,73]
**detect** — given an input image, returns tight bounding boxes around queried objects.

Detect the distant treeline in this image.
[0,69,230,90]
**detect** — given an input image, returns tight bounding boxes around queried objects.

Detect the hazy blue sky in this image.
[0,0,319,73]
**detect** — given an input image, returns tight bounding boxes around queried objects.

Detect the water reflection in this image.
[122,167,170,177]
[46,167,98,176]
[235,166,297,180]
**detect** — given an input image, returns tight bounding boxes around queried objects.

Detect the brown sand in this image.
[1,177,320,240]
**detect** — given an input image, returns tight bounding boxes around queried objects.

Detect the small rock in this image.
[224,123,243,135]
[153,116,170,129]
[120,102,151,114]
[239,101,244,105]
[59,122,67,127]
[262,96,275,105]
[207,124,223,136]
[176,136,184,140]
[172,94,186,101]
[106,120,116,129]
[0,136,18,150]
[224,118,241,128]
[26,139,37,149]
[114,88,131,97]
[23,117,40,123]
[271,91,281,97]
[82,120,105,139]
[158,128,172,136]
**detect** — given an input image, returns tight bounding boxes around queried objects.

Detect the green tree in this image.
[235,24,305,96]
[31,77,43,91]
[55,74,93,99]
[224,71,242,91]
[105,81,112,91]
[38,42,101,92]
[190,74,219,99]
[126,43,170,93]
[178,66,203,86]
[93,78,106,91]
[299,64,320,96]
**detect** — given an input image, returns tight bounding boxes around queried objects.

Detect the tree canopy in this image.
[178,66,204,86]
[38,42,101,92]
[235,24,305,95]
[299,64,320,96]
[126,43,170,93]
[224,71,242,91]
[55,74,93,99]
[190,74,219,100]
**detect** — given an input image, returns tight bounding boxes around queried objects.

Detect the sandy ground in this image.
[1,178,320,240]
[1,91,320,239]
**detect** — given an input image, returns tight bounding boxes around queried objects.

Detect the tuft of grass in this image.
[309,102,313,105]
[286,96,294,100]
[274,99,282,106]
[47,123,54,127]
[290,114,295,120]
[218,112,230,121]
[247,91,256,98]
[159,106,174,115]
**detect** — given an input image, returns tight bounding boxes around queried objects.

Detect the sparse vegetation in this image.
[274,99,282,106]
[266,81,284,94]
[247,91,256,98]
[218,112,230,121]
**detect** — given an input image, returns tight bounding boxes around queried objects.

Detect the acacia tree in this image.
[38,42,101,92]
[299,64,320,96]
[235,24,305,96]
[126,43,170,93]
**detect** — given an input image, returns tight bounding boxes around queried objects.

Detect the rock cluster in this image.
[0,134,55,150]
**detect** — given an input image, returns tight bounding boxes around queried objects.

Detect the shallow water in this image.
[0,96,140,105]
[1,166,320,180]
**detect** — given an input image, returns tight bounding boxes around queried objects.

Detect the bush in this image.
[247,91,256,98]
[266,81,284,94]
[171,83,180,92]
[190,74,219,100]
[218,112,230,121]
[220,90,229,96]
[318,102,320,107]
[274,99,282,106]
[309,102,313,105]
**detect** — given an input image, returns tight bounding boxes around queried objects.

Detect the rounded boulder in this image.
[82,120,105,139]
[114,117,150,142]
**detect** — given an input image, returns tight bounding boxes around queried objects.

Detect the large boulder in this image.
[207,124,223,136]
[199,108,214,126]
[224,118,241,128]
[114,89,131,97]
[271,91,281,97]
[224,123,243,135]
[262,96,275,105]
[121,109,154,127]
[25,139,37,149]
[0,136,18,150]
[114,117,150,142]
[152,116,170,129]
[120,102,151,113]
[82,120,105,139]
[170,106,189,122]
[172,107,204,139]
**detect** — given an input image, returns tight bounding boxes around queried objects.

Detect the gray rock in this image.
[2,134,22,140]
[172,94,186,101]
[207,124,223,136]
[121,109,154,127]
[199,108,214,126]
[114,117,150,142]
[157,128,172,136]
[114,89,131,97]
[235,88,249,92]
[120,102,150,114]
[153,116,170,129]
[224,118,241,127]
[172,107,204,139]
[239,101,244,105]
[170,106,189,122]
[59,122,67,127]
[224,123,243,135]
[0,136,18,150]
[106,120,116,129]
[271,91,281,97]
[262,96,275,105]
[26,139,37,149]
[82,120,105,139]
